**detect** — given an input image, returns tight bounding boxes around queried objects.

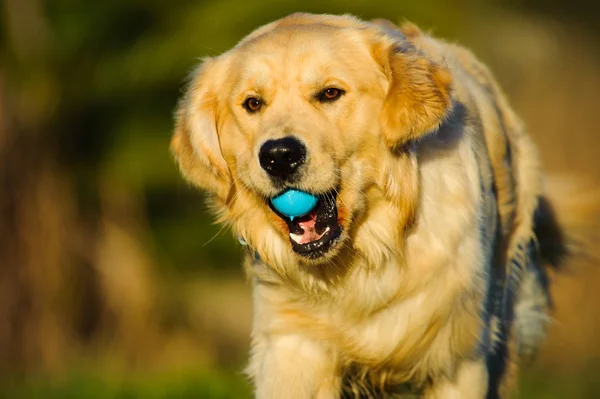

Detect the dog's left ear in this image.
[373,27,453,149]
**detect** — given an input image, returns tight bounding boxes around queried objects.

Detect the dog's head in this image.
[171,13,452,269]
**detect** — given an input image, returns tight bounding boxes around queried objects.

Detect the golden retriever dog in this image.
[171,13,599,398]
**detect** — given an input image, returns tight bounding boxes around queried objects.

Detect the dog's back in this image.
[380,21,599,396]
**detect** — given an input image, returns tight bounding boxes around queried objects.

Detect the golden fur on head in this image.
[171,12,599,398]
[171,14,453,274]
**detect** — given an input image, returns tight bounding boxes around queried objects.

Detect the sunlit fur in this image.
[171,13,599,398]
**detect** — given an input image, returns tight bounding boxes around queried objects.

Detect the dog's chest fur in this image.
[249,132,490,392]
[253,252,484,394]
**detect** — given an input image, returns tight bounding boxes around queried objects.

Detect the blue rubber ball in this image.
[271,189,318,220]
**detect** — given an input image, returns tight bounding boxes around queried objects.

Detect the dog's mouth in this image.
[270,192,342,259]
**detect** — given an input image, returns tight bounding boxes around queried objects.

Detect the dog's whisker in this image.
[201,222,231,247]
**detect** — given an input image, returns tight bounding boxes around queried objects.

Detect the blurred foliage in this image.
[1,0,599,397]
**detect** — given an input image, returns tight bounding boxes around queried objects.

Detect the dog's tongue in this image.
[298,219,317,243]
[289,211,322,244]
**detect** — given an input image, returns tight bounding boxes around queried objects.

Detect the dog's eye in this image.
[317,87,345,103]
[243,97,263,113]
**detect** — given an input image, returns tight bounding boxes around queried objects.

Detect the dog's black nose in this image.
[259,136,306,179]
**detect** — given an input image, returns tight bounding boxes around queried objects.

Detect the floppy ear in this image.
[171,57,232,199]
[375,29,453,149]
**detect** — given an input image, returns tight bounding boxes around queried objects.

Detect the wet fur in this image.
[171,13,599,398]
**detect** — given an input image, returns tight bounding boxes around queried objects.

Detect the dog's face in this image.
[172,14,452,267]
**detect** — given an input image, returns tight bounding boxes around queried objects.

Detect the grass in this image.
[0,370,252,399]
[2,364,600,399]
[516,363,600,399]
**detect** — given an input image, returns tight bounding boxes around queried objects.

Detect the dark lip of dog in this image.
[268,190,342,259]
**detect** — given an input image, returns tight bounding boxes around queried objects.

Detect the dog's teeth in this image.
[289,232,303,244]
[314,226,331,240]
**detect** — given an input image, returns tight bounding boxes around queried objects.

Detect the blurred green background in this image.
[1,0,599,397]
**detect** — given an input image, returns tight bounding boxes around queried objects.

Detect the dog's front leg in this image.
[423,359,489,399]
[248,333,340,399]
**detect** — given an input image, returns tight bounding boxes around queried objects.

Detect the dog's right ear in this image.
[171,57,232,199]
